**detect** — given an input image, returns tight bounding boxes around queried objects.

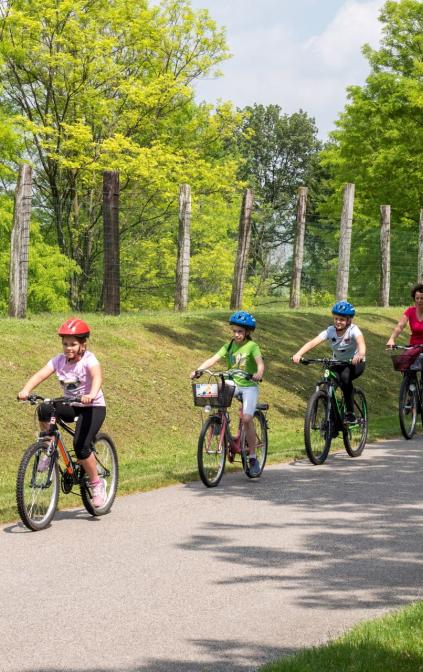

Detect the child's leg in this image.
[74,407,106,482]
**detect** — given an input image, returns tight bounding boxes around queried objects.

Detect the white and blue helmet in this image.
[229,310,256,330]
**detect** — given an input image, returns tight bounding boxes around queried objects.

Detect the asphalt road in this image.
[1,439,423,672]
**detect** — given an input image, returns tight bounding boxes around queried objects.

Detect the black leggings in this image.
[331,362,366,413]
[37,403,106,459]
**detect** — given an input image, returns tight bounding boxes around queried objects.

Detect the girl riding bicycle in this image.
[292,301,366,422]
[190,310,264,476]
[18,318,107,508]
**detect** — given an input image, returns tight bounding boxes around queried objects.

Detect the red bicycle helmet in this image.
[58,317,90,339]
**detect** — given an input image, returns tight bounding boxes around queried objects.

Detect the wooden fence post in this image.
[9,164,32,318]
[418,209,423,282]
[103,171,120,315]
[379,205,391,307]
[174,184,191,311]
[230,189,253,310]
[336,183,355,300]
[289,186,308,308]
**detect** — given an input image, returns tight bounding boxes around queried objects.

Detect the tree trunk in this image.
[289,186,308,308]
[174,184,191,311]
[230,189,254,310]
[418,209,423,282]
[336,183,355,300]
[103,171,120,315]
[9,164,32,318]
[379,205,391,307]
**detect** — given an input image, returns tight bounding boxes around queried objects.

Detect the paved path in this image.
[2,439,423,672]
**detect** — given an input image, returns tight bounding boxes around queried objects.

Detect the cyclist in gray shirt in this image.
[292,301,366,422]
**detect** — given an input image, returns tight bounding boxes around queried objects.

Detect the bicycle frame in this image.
[316,367,345,431]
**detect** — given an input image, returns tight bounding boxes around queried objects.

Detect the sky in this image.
[189,0,388,139]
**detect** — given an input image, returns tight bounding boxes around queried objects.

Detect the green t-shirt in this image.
[216,339,262,387]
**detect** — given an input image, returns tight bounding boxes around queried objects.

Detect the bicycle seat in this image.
[257,403,269,411]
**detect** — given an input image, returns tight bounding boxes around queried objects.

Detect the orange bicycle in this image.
[192,368,269,487]
[16,394,118,531]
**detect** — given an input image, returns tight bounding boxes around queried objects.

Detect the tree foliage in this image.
[0,0,243,310]
[319,0,423,304]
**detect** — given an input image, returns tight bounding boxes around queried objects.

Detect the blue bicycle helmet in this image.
[229,310,256,330]
[331,301,355,317]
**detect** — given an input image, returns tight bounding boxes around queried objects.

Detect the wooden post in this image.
[379,205,391,307]
[9,164,32,318]
[418,209,423,282]
[289,186,308,308]
[230,189,254,310]
[336,183,355,300]
[174,184,191,311]
[103,171,120,315]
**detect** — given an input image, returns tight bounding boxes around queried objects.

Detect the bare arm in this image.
[81,363,103,404]
[352,333,366,365]
[386,315,409,347]
[292,334,326,364]
[253,355,264,381]
[190,353,221,379]
[18,364,54,399]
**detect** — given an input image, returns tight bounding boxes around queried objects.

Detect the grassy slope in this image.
[0,306,407,523]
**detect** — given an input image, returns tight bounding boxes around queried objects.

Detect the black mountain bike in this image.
[17,395,118,531]
[301,358,368,465]
[390,344,423,439]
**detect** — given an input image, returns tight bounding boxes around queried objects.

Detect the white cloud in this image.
[192,0,386,138]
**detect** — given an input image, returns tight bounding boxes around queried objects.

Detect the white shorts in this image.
[233,384,259,417]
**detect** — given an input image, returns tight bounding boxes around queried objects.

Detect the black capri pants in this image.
[330,361,366,413]
[38,402,106,460]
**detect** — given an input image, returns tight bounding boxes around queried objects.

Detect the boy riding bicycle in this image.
[292,301,366,422]
[190,310,264,476]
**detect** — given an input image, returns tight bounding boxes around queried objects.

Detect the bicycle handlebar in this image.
[387,344,423,351]
[300,357,353,366]
[17,394,82,405]
[194,368,258,382]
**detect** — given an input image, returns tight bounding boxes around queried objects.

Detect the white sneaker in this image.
[90,478,107,508]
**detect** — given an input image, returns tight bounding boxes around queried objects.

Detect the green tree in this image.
[235,104,322,297]
[0,0,238,309]
[320,0,423,304]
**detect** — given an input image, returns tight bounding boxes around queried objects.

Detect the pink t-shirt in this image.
[404,306,423,345]
[47,351,105,406]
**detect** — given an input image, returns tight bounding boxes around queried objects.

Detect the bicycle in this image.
[16,394,118,531]
[301,358,368,465]
[192,369,269,487]
[390,344,423,439]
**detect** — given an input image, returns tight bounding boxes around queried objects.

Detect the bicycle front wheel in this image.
[304,390,331,465]
[241,410,268,478]
[81,433,119,516]
[16,442,59,531]
[399,375,418,439]
[197,416,226,487]
[343,388,368,457]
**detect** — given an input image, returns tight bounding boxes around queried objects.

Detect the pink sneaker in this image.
[90,478,106,508]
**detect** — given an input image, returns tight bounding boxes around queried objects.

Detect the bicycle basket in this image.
[192,381,235,408]
[391,346,422,371]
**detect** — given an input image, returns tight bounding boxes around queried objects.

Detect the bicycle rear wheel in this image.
[81,433,119,516]
[399,375,418,439]
[197,415,226,487]
[304,390,331,465]
[343,388,368,457]
[16,442,59,531]
[241,410,268,478]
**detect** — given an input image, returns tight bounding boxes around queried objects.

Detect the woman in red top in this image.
[387,283,423,347]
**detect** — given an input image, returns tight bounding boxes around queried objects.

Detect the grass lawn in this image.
[0,306,413,524]
[261,601,423,671]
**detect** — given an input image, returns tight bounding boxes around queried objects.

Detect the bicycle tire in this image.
[343,388,368,457]
[197,415,226,487]
[304,390,331,465]
[241,410,268,478]
[399,375,418,439]
[81,433,119,516]
[16,442,59,531]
